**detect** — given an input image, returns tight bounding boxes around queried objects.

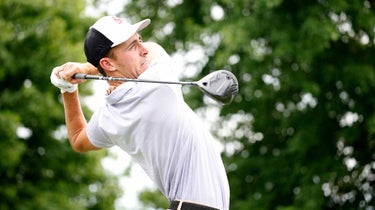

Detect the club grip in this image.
[73,74,87,79]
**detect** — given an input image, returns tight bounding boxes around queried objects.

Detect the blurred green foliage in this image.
[2,0,374,209]
[0,0,120,209]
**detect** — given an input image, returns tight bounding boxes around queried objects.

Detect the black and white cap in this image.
[84,16,151,67]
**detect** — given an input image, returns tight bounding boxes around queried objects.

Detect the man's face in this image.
[106,33,149,79]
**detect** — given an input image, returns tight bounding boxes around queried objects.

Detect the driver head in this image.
[197,70,239,104]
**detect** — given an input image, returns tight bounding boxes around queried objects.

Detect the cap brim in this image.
[111,19,151,47]
[135,19,151,33]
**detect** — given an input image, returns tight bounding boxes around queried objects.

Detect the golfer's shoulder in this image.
[144,42,170,62]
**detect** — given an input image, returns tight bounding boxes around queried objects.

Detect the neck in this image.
[108,80,124,87]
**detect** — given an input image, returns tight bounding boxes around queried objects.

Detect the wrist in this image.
[60,83,78,93]
[85,62,98,75]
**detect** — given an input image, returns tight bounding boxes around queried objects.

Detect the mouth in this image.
[141,61,149,69]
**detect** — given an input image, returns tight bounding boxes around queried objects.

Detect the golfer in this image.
[50,16,230,210]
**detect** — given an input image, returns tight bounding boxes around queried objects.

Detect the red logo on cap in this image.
[112,16,122,24]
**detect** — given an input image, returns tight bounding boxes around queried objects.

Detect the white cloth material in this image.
[91,16,150,48]
[50,69,78,93]
[86,58,230,210]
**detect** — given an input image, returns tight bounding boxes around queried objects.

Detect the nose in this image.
[140,43,149,56]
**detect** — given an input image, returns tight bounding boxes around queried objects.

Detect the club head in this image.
[196,70,239,104]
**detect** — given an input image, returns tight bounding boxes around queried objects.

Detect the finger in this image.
[60,62,79,80]
[59,71,64,78]
[52,66,63,78]
[69,79,85,85]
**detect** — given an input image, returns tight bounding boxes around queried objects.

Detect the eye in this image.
[128,42,137,50]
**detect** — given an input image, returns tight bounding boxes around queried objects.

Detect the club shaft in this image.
[74,74,197,86]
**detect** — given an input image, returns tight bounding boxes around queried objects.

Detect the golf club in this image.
[73,70,239,104]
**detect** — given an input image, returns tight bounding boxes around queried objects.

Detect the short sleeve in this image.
[86,107,115,148]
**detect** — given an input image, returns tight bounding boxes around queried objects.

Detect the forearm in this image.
[82,62,99,75]
[62,91,87,149]
[51,62,99,152]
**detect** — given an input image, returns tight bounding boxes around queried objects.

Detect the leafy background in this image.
[0,0,374,209]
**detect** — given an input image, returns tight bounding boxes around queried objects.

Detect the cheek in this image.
[115,53,132,67]
[113,51,141,70]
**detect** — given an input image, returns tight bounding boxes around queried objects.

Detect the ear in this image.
[99,57,116,72]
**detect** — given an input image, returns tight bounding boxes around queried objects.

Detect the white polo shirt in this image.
[86,59,230,210]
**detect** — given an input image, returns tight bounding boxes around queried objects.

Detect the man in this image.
[50,16,230,210]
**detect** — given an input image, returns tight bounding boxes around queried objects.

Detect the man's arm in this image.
[51,62,100,152]
[62,90,100,152]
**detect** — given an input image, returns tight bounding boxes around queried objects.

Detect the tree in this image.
[0,0,121,209]
[122,0,375,209]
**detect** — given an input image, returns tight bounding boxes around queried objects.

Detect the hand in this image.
[53,62,97,84]
[50,66,78,93]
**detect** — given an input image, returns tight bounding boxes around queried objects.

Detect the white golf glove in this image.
[50,68,78,93]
